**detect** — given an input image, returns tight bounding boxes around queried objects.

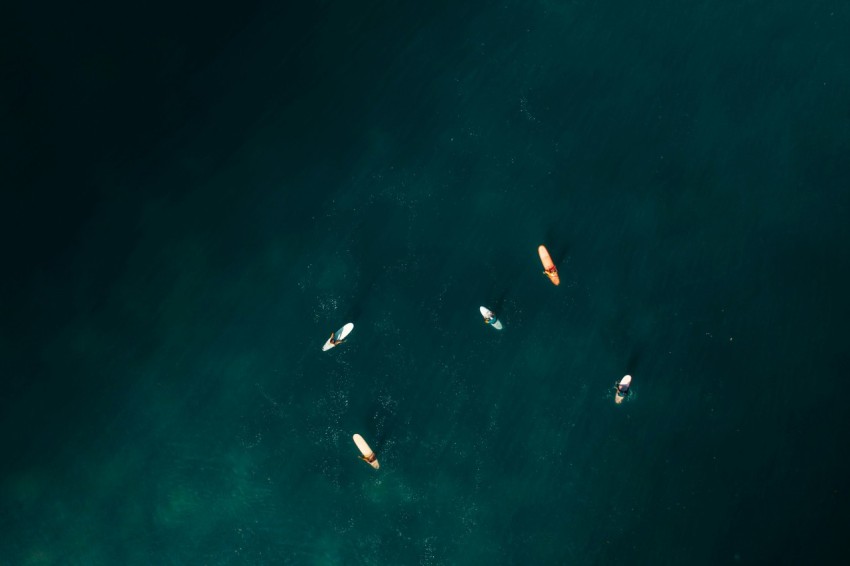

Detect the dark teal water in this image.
[2,1,850,564]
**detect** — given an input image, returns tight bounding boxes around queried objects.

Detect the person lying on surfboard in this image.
[359,452,377,465]
[544,265,558,276]
[328,332,344,346]
[615,380,630,402]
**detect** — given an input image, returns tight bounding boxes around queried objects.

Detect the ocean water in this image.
[2,1,849,564]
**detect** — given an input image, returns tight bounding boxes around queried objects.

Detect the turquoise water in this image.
[2,1,849,564]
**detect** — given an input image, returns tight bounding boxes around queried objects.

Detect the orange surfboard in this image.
[537,245,560,286]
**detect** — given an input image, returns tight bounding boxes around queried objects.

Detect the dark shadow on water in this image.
[346,250,384,323]
[626,348,642,375]
[491,289,509,312]
[543,227,571,264]
[366,398,399,451]
[346,293,368,323]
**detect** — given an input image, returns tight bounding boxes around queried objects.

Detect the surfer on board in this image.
[615,375,631,404]
[323,323,353,352]
[479,306,503,330]
[359,452,378,465]
[537,246,560,285]
[353,434,380,469]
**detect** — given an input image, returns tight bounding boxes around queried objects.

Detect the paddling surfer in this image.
[353,434,380,469]
[615,375,631,404]
[358,452,377,465]
[328,332,343,346]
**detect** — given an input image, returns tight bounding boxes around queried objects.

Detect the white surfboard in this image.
[479,306,503,330]
[352,433,379,469]
[322,322,354,351]
[615,374,632,404]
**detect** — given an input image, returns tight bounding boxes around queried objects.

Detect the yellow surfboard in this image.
[537,245,560,286]
[352,434,380,469]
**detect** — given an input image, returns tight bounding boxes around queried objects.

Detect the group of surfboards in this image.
[324,245,632,469]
